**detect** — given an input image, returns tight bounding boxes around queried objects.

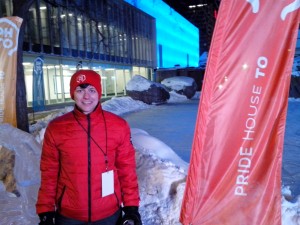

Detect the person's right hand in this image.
[38,211,55,225]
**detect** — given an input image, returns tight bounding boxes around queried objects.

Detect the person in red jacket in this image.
[36,70,142,225]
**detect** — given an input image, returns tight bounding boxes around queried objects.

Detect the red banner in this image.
[180,1,299,225]
[0,17,23,126]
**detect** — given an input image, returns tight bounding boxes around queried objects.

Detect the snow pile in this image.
[161,76,195,91]
[136,149,186,225]
[282,186,300,224]
[102,96,151,115]
[0,124,41,225]
[125,75,152,91]
[131,128,188,171]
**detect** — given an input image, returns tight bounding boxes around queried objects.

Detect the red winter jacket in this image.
[36,104,140,222]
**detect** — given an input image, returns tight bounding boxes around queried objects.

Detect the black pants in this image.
[55,208,121,225]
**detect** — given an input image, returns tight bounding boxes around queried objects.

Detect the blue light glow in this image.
[125,0,199,68]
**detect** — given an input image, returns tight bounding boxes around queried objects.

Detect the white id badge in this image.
[102,170,114,197]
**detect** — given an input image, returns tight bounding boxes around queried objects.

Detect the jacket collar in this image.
[73,103,103,120]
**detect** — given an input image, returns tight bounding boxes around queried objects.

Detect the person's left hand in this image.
[119,206,142,225]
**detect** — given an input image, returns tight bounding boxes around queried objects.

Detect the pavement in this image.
[122,99,199,163]
[122,98,300,199]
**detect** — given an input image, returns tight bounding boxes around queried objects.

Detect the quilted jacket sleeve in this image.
[115,121,140,207]
[36,123,60,214]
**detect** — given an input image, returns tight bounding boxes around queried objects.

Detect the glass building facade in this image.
[125,0,199,68]
[0,0,156,108]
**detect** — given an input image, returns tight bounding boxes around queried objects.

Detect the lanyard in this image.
[73,111,108,170]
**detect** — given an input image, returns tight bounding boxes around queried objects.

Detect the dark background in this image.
[162,0,221,54]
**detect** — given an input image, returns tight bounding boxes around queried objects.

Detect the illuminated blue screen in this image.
[125,0,199,68]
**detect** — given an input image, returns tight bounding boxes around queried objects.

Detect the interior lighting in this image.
[189,4,207,8]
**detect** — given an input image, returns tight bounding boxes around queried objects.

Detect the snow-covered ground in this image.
[0,90,299,224]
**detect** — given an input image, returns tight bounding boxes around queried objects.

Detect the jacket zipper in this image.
[87,114,91,222]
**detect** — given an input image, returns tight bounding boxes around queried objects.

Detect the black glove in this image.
[119,206,142,225]
[38,211,55,225]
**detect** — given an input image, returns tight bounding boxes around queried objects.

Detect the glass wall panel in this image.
[24,63,33,106]
[77,15,85,53]
[90,20,99,57]
[85,19,91,53]
[49,5,61,54]
[21,0,155,66]
[60,65,75,101]
[115,69,125,94]
[27,3,40,51]
[48,65,62,103]
[103,69,116,96]
[0,0,12,17]
[98,23,106,56]
[24,54,151,107]
[60,8,70,53]
[124,69,131,95]
[43,65,52,104]
[69,11,77,56]
[39,2,49,46]
[103,24,109,57]
[132,66,140,76]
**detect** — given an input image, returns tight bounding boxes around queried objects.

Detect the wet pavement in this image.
[122,99,199,163]
[122,99,300,198]
[282,100,300,198]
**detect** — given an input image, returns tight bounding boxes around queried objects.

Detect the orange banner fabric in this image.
[180,1,299,225]
[0,17,23,127]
